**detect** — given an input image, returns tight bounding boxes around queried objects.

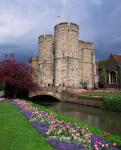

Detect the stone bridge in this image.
[29,87,63,101]
[29,87,103,107]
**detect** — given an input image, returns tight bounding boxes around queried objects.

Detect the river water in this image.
[32,96,121,136]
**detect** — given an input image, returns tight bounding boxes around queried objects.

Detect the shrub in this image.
[103,96,121,111]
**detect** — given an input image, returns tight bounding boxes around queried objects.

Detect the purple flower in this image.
[91,134,121,150]
[22,111,32,119]
[48,138,88,150]
[31,120,49,134]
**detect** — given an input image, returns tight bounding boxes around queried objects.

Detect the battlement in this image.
[70,22,79,29]
[54,22,68,29]
[79,40,85,44]
[55,22,68,26]
[29,56,39,63]
[38,34,54,40]
[85,41,93,45]
[54,22,79,31]
[29,56,39,71]
[85,41,93,49]
[79,40,93,50]
[79,40,86,49]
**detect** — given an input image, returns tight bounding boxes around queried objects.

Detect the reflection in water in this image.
[32,97,121,136]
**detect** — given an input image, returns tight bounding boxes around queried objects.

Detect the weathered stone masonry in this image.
[31,22,96,89]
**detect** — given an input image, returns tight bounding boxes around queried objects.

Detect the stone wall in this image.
[79,41,96,89]
[37,22,96,89]
[30,56,39,71]
[61,91,102,107]
[38,35,54,85]
[29,56,39,82]
[54,22,79,59]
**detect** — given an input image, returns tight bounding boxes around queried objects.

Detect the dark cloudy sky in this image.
[0,0,121,62]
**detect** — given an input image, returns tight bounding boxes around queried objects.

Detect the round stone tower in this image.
[54,22,79,58]
[38,34,54,86]
[54,22,80,87]
[38,34,54,63]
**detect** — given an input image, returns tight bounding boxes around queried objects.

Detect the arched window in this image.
[109,71,117,84]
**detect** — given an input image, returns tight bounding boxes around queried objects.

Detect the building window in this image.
[109,71,117,84]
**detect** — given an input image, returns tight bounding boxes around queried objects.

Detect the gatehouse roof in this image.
[112,55,121,64]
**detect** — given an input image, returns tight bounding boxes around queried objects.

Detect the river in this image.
[32,96,121,136]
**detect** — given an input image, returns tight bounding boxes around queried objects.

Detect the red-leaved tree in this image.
[0,60,39,98]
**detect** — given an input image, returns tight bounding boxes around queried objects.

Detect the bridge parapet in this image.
[29,86,62,101]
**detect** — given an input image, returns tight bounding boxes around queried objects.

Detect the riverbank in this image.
[29,99,121,148]
[0,100,53,150]
[32,99,121,136]
[62,90,102,107]
[11,99,121,149]
[62,90,121,111]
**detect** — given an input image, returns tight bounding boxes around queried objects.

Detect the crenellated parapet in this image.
[38,34,54,40]
[36,22,96,89]
[54,22,79,32]
[79,40,94,50]
[85,41,94,50]
[29,56,39,70]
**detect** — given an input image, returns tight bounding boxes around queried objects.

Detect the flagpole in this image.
[57,16,61,24]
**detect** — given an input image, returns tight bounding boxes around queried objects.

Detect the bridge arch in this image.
[29,88,62,101]
[30,94,61,102]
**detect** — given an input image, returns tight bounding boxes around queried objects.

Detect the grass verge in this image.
[0,101,53,150]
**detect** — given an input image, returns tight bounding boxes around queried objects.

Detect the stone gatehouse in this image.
[30,22,97,89]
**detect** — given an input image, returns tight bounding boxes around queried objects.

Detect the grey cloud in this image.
[0,0,121,62]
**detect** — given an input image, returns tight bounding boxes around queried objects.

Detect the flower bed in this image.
[12,99,120,150]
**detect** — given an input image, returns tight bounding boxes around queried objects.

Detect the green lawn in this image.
[0,101,53,150]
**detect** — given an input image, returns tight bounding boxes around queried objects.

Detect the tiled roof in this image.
[112,55,121,64]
